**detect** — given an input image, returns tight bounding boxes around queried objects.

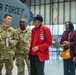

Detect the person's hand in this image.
[63,41,70,47]
[32,46,39,51]
[73,57,76,62]
[61,44,65,47]
[61,41,67,47]
[8,38,12,44]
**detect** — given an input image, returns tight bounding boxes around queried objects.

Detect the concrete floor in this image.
[2,55,64,75]
[45,56,63,75]
[2,47,76,75]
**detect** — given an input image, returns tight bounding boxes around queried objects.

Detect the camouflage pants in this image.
[16,53,30,75]
[0,58,13,75]
[24,54,30,75]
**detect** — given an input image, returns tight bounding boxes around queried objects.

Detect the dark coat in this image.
[60,30,76,58]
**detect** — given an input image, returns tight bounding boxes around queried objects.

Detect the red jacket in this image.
[28,25,52,62]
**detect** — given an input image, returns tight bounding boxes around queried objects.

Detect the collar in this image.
[1,25,10,31]
[35,24,41,30]
[19,28,27,33]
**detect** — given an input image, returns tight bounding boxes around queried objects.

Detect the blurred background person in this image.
[60,21,76,75]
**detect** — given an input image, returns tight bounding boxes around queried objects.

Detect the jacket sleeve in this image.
[69,31,76,46]
[74,33,76,56]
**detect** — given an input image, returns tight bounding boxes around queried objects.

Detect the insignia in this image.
[40,31,44,40]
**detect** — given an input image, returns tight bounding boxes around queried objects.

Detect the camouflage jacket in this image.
[14,27,31,54]
[0,25,15,59]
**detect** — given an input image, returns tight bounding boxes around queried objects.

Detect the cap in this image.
[34,14,43,22]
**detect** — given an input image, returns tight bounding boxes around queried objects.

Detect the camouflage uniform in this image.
[14,27,31,75]
[0,25,15,75]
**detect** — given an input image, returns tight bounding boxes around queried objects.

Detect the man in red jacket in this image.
[28,14,52,75]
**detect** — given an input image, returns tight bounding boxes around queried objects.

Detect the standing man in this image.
[28,14,52,75]
[14,18,31,75]
[0,14,15,75]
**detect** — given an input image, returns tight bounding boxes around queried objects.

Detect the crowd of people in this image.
[0,13,76,75]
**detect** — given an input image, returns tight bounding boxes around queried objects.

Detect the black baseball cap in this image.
[34,14,43,22]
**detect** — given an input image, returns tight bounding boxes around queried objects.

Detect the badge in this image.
[40,31,44,40]
[40,35,44,40]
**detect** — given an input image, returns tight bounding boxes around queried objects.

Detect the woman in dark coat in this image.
[60,21,76,75]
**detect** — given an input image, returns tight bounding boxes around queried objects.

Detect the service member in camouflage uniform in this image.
[0,14,15,75]
[14,18,31,75]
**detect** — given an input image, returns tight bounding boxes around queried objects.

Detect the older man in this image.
[28,14,52,75]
